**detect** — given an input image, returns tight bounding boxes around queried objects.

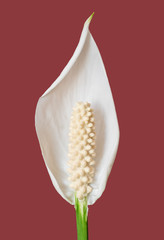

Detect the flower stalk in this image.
[75,195,88,240]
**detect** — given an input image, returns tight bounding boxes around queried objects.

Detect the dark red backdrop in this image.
[1,0,163,239]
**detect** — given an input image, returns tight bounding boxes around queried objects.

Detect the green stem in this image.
[75,195,88,240]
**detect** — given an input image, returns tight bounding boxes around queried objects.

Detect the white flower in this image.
[35,14,119,205]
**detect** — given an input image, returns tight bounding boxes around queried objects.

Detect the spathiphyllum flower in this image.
[35,13,119,240]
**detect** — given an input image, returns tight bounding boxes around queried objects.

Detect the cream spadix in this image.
[35,13,119,206]
[68,102,96,200]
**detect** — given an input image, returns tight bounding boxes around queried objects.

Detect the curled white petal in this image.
[35,14,119,205]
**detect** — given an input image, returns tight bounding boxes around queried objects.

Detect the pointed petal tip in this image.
[84,12,95,27]
[89,12,95,21]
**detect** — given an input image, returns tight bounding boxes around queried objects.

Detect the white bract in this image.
[35,14,119,205]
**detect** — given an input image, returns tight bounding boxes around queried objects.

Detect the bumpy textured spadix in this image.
[35,14,120,205]
[68,102,96,200]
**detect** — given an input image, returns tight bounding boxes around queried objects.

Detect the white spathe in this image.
[35,14,120,205]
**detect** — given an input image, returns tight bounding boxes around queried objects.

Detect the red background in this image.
[1,0,164,239]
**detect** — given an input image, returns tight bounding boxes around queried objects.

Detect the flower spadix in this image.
[35,14,119,205]
[68,102,96,200]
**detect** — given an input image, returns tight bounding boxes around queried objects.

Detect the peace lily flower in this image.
[35,13,119,240]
